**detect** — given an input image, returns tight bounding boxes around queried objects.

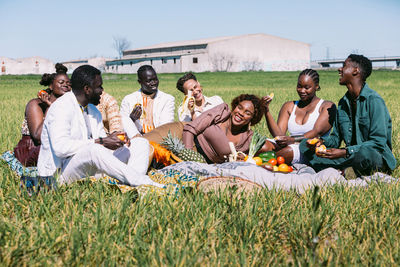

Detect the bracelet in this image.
[99,137,104,145]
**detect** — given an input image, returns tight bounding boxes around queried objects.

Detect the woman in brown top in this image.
[183,94,271,163]
[13,63,71,166]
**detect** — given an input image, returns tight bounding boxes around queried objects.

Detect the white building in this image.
[61,57,111,74]
[0,56,54,75]
[105,33,310,73]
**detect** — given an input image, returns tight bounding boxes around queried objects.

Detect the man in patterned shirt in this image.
[97,91,123,134]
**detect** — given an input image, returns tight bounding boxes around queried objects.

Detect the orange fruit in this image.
[288,166,293,172]
[278,163,290,173]
[37,90,47,97]
[268,158,277,166]
[253,157,262,166]
[117,134,126,142]
[244,155,249,161]
[277,156,285,165]
[307,138,319,145]
[315,144,327,155]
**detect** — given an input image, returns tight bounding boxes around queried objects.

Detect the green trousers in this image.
[299,140,386,176]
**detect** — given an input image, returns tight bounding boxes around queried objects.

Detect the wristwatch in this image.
[99,137,104,145]
[345,147,350,158]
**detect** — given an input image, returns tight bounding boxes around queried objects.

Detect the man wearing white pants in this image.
[37,65,162,187]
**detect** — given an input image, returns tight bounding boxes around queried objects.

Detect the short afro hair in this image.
[71,65,101,92]
[231,94,264,126]
[348,54,372,81]
[137,65,156,80]
[176,72,197,93]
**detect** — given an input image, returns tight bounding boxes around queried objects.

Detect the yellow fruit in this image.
[269,92,274,99]
[253,157,262,166]
[307,138,319,145]
[273,166,279,172]
[244,155,249,161]
[315,145,327,155]
[278,163,290,172]
[117,134,126,142]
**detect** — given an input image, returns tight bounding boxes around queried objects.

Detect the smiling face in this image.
[50,74,71,97]
[183,79,203,100]
[296,74,318,101]
[338,58,357,85]
[87,75,104,105]
[231,100,255,127]
[138,69,159,94]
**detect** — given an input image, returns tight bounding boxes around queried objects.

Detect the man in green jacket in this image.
[300,54,396,176]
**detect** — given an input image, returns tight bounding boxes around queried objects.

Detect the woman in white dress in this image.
[263,69,336,164]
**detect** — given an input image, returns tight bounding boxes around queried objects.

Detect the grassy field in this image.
[0,70,399,265]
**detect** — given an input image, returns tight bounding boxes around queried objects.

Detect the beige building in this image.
[105,33,310,73]
[0,56,54,75]
[61,57,110,74]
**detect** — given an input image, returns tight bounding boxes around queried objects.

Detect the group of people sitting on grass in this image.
[12,54,396,187]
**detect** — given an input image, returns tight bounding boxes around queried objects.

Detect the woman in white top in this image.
[263,69,336,164]
[176,73,224,122]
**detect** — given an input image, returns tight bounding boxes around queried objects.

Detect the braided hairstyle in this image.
[231,94,264,126]
[298,69,320,91]
[348,54,372,81]
[176,72,197,93]
[39,63,68,93]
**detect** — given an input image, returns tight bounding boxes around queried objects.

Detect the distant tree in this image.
[112,37,131,59]
[209,53,237,72]
[242,58,263,71]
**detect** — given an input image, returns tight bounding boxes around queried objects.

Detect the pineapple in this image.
[161,132,206,163]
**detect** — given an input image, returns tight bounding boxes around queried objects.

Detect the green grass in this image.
[1,70,400,265]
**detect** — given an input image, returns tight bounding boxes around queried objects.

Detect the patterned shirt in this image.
[96,91,123,134]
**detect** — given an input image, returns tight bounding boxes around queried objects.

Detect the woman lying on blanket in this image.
[13,63,71,167]
[263,69,336,165]
[183,94,273,164]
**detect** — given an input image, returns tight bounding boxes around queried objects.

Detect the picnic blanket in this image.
[158,161,397,194]
[2,150,396,197]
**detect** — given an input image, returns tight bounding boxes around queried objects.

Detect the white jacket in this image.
[37,92,106,177]
[120,89,175,138]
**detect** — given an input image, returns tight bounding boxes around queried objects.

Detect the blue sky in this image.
[1,0,399,63]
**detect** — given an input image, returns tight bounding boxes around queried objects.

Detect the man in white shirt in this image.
[176,72,224,122]
[37,65,162,187]
[120,65,175,138]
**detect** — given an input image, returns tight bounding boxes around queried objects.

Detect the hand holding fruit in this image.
[37,90,51,106]
[316,147,346,159]
[99,132,125,150]
[306,138,323,150]
[261,92,274,113]
[130,104,142,122]
[188,97,195,112]
[115,132,131,146]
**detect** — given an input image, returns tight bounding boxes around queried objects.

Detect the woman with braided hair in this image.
[263,69,336,165]
[13,63,71,166]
